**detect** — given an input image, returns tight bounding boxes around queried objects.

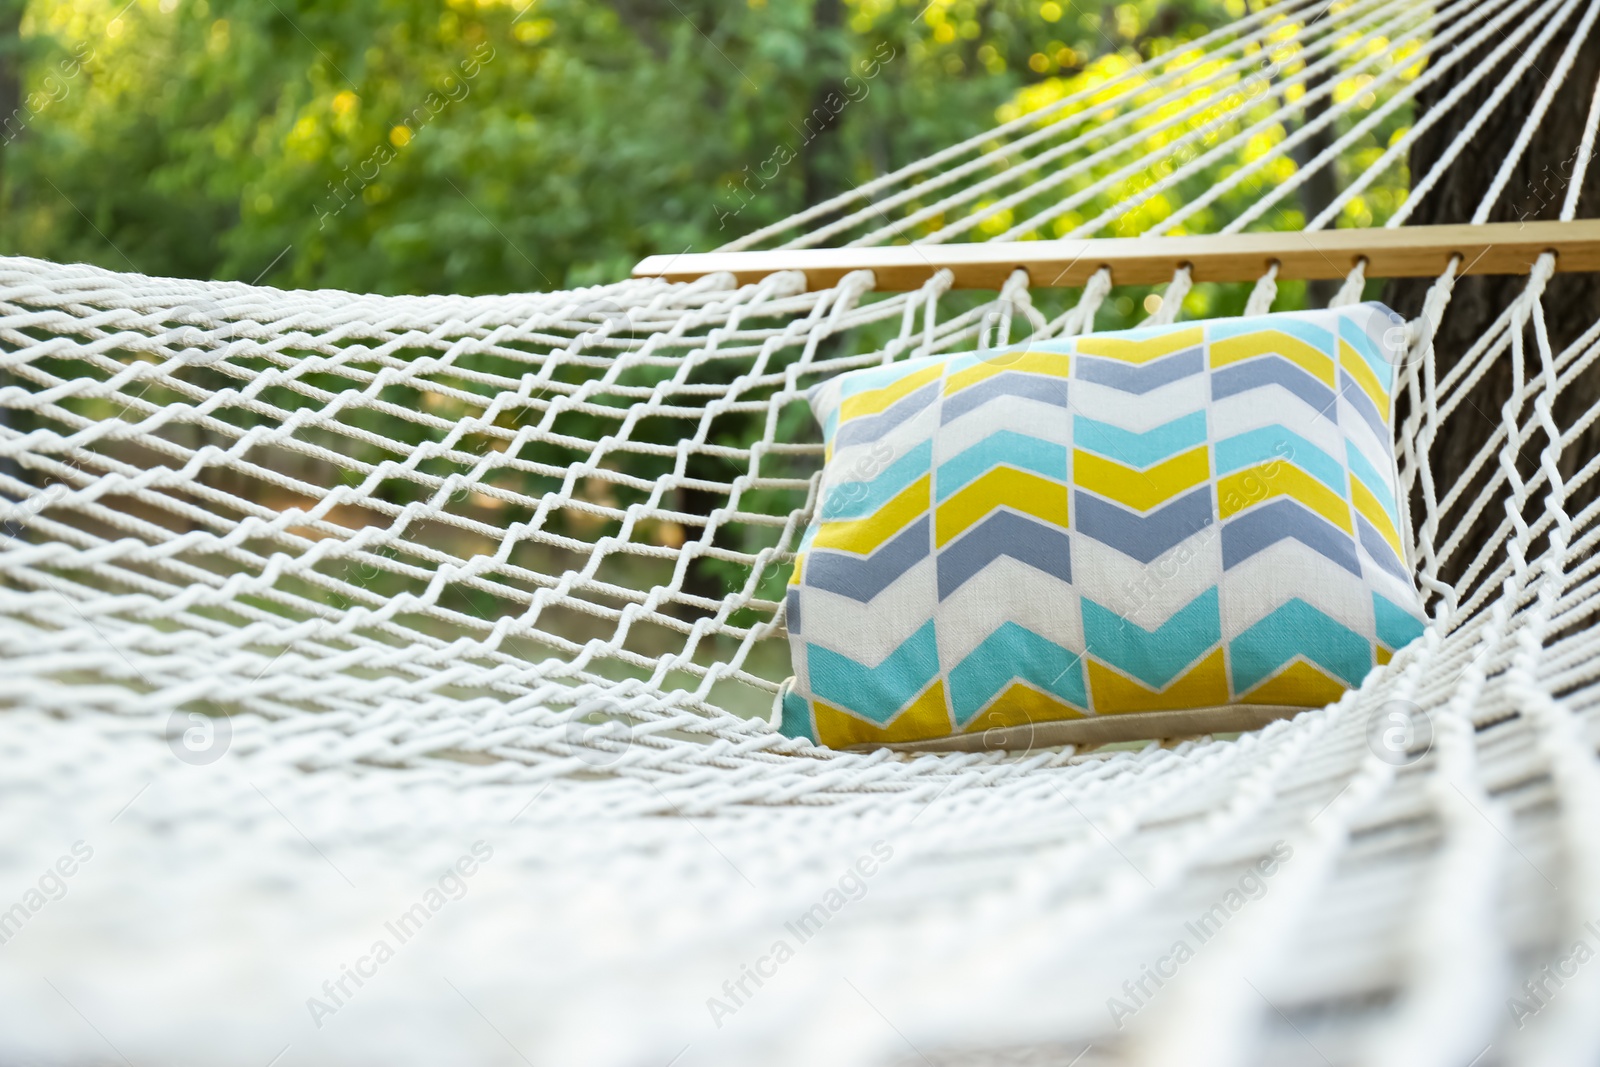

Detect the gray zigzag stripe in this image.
[1340,374,1388,440]
[785,588,802,636]
[833,382,940,450]
[936,510,1072,600]
[1074,487,1214,564]
[1211,358,1337,417]
[803,516,930,603]
[1074,348,1204,394]
[1355,516,1410,582]
[940,371,1068,424]
[1221,499,1361,575]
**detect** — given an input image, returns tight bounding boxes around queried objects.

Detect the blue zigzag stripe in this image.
[833,382,940,450]
[1082,587,1221,689]
[1340,375,1388,438]
[777,687,816,742]
[1341,314,1395,389]
[807,619,940,721]
[937,511,1071,600]
[821,440,932,520]
[805,516,931,602]
[786,588,802,635]
[1355,516,1410,582]
[1229,598,1370,692]
[1373,591,1426,649]
[1211,358,1337,417]
[1074,410,1207,468]
[837,356,941,399]
[1074,349,1204,394]
[936,431,1067,502]
[1074,487,1213,564]
[1214,426,1346,496]
[1084,322,1189,342]
[1208,318,1335,354]
[1221,499,1360,576]
[948,621,1087,727]
[943,341,1072,376]
[1345,441,1399,525]
[940,371,1069,424]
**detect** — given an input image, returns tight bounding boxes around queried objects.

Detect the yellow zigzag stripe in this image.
[944,349,1072,395]
[1087,648,1228,714]
[1073,447,1209,512]
[1351,479,1404,559]
[1339,339,1389,412]
[1241,660,1347,707]
[811,475,929,554]
[1210,330,1336,387]
[961,683,1086,734]
[935,467,1068,547]
[814,681,951,748]
[1217,462,1351,533]
[1077,326,1202,364]
[840,362,943,421]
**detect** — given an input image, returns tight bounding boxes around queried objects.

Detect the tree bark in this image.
[1381,23,1600,590]
[799,0,846,210]
[1292,82,1341,308]
[0,0,20,153]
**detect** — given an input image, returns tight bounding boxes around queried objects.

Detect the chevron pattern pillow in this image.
[776,304,1428,749]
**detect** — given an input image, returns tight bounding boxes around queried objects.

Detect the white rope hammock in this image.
[3,0,1600,1062]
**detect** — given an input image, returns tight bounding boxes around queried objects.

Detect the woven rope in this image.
[3,0,1599,1062]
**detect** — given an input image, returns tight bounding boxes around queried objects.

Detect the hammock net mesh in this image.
[3,0,1600,1062]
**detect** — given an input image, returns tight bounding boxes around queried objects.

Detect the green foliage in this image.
[0,0,1420,697]
[1,0,1277,293]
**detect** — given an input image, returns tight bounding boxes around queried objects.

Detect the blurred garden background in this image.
[0,0,1415,315]
[1,0,1565,717]
[0,0,1438,711]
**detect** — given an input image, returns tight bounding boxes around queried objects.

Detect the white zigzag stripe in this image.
[1219,537,1374,636]
[1071,526,1222,628]
[794,557,937,663]
[934,554,1083,666]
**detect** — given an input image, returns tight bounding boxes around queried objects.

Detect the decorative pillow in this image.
[775,303,1428,749]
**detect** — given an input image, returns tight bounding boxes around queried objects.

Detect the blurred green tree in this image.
[0,0,1428,647]
[0,0,1273,294]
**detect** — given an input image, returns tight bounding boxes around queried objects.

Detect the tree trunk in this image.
[1381,22,1600,591]
[799,0,845,210]
[1292,81,1342,308]
[0,0,20,154]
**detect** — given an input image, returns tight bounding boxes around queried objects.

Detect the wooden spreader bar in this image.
[633,219,1600,292]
